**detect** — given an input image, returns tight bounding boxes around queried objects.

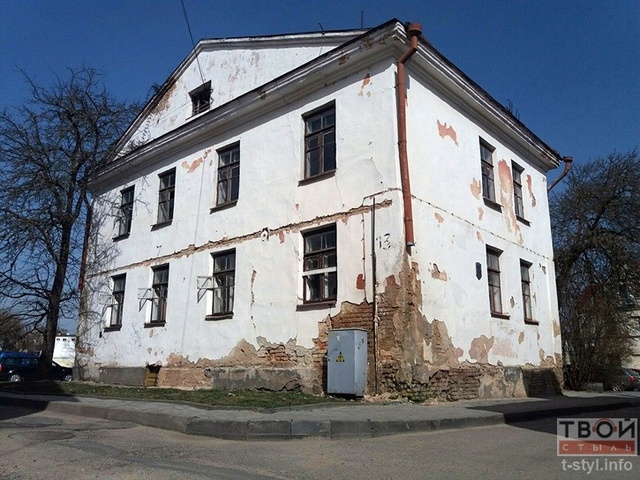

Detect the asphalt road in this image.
[0,405,638,480]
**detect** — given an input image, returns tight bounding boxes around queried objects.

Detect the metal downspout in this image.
[396,23,422,249]
[547,156,573,192]
[371,196,379,394]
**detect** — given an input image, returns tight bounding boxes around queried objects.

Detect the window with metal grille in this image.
[190,82,211,116]
[212,250,235,315]
[216,144,240,206]
[520,261,533,322]
[303,225,337,303]
[157,169,175,224]
[480,140,496,202]
[486,247,503,315]
[513,162,525,219]
[116,186,134,237]
[304,105,336,179]
[151,265,169,323]
[110,274,126,327]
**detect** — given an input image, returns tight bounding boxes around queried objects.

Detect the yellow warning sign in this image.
[336,352,345,363]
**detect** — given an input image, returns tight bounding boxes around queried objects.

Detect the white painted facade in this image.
[79,20,564,398]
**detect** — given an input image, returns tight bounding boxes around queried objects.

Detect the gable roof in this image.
[95,19,563,191]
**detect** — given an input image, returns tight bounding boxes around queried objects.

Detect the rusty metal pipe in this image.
[396,23,421,248]
[547,156,573,192]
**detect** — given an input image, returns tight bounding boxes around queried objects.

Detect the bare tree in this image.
[0,68,140,377]
[551,150,640,389]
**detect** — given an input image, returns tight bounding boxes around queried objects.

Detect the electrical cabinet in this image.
[326,328,367,396]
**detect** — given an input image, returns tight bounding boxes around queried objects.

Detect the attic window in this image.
[190,81,211,116]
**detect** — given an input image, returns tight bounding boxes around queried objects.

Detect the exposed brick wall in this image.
[313,301,375,394]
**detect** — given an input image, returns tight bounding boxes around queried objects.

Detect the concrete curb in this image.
[2,393,638,441]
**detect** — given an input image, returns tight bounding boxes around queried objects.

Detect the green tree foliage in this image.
[0,68,140,375]
[551,150,640,389]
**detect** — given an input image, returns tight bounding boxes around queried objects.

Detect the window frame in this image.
[512,162,526,221]
[480,140,498,205]
[486,247,505,317]
[209,249,236,318]
[150,265,169,324]
[520,260,535,324]
[109,274,126,328]
[302,225,337,304]
[115,186,134,238]
[190,81,211,116]
[156,169,176,225]
[303,104,336,180]
[216,143,240,207]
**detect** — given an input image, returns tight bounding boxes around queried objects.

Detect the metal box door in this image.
[327,328,367,396]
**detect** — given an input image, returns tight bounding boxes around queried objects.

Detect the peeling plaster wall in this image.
[128,41,356,147]
[80,62,409,391]
[79,33,563,399]
[397,67,562,390]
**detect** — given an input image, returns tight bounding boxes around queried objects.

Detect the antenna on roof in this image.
[318,23,324,33]
[361,11,364,28]
[180,0,206,84]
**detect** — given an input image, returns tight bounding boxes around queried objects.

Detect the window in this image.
[303,225,337,303]
[110,274,126,327]
[150,265,169,323]
[157,169,175,224]
[116,186,134,237]
[520,260,534,323]
[216,144,240,206]
[520,261,533,323]
[512,162,525,219]
[486,247,503,315]
[304,104,336,179]
[212,250,235,315]
[190,81,211,116]
[480,140,496,202]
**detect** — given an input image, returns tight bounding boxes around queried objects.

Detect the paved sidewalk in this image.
[1,390,638,440]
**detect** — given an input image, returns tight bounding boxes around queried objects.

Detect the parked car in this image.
[0,351,73,382]
[608,367,640,392]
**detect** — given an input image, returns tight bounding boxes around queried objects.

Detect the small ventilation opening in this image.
[145,365,161,387]
[190,81,211,116]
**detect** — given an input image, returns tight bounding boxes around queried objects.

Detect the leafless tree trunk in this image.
[0,68,139,377]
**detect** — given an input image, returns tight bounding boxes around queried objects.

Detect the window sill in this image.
[205,314,233,321]
[491,312,510,320]
[210,200,238,213]
[298,170,336,186]
[113,233,130,242]
[524,319,539,326]
[151,221,172,231]
[103,325,122,332]
[516,215,531,226]
[144,321,166,328]
[483,198,502,212]
[296,300,336,311]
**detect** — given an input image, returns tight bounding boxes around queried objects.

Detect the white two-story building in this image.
[77,19,566,399]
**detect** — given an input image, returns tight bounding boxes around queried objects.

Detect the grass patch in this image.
[0,381,343,409]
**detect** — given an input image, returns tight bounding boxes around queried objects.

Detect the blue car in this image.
[0,351,73,382]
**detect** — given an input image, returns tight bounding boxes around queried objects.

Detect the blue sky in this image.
[1,0,638,170]
[0,1,637,332]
